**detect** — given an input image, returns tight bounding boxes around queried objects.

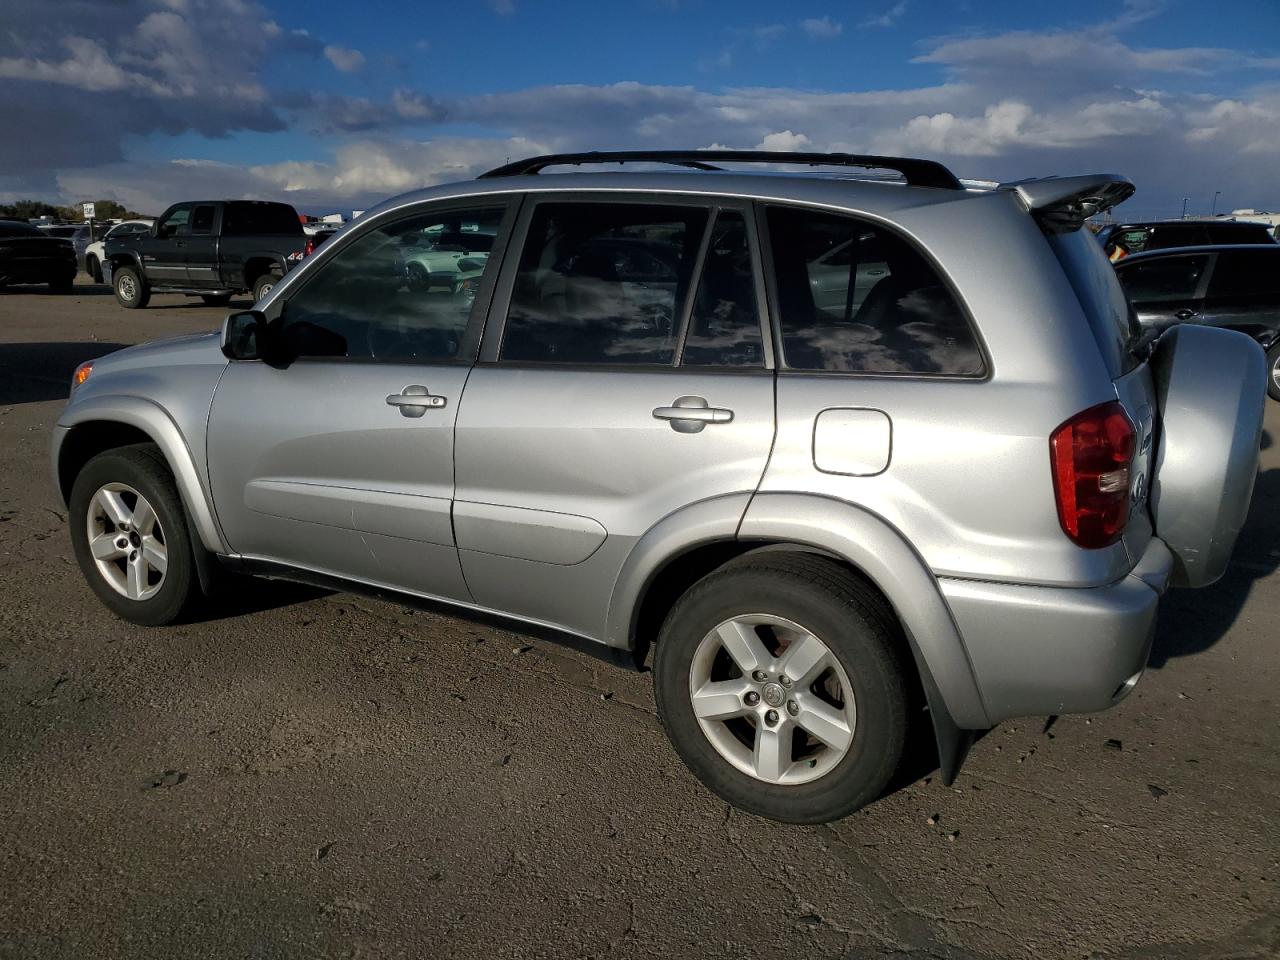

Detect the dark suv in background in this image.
[104,200,306,308]
[1099,220,1275,260]
[1116,244,1280,397]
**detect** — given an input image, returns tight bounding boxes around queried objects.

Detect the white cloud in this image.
[800,16,843,39]
[324,44,365,73]
[755,130,812,151]
[862,2,908,29]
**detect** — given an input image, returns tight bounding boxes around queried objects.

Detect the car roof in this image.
[1116,243,1280,264]
[1108,220,1268,230]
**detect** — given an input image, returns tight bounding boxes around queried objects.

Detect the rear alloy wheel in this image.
[654,553,908,823]
[113,266,149,309]
[69,444,197,625]
[253,272,281,303]
[1266,342,1280,401]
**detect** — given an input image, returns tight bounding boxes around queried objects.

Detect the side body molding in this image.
[52,394,227,554]
[738,493,991,731]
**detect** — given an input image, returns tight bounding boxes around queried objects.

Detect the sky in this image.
[0,0,1276,218]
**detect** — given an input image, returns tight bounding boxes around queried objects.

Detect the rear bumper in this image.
[0,260,75,284]
[939,538,1174,724]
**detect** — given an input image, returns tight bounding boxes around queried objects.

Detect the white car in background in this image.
[84,219,153,283]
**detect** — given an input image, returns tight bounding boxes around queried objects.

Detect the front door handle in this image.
[386,384,447,418]
[653,395,734,434]
[1175,309,1198,320]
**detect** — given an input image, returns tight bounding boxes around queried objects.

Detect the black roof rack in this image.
[477,150,963,190]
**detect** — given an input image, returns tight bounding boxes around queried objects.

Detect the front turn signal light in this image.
[72,361,93,389]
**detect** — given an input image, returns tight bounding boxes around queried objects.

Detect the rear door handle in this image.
[653,395,734,434]
[386,384,447,418]
[1175,309,1198,320]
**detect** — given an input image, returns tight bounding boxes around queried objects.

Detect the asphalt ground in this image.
[0,277,1276,959]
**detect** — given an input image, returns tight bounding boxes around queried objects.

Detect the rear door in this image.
[452,195,776,639]
[141,203,192,283]
[1200,248,1280,339]
[207,199,516,599]
[184,203,220,288]
[1115,252,1211,332]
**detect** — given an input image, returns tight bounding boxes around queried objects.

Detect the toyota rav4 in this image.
[51,151,1266,823]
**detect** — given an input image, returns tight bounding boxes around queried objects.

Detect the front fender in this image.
[52,395,227,553]
[738,493,991,731]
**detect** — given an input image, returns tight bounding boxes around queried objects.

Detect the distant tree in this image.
[0,199,61,220]
[0,198,144,221]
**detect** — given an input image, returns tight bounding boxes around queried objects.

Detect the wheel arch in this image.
[53,397,227,554]
[243,254,284,290]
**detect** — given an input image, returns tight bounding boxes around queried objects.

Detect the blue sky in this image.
[1,0,1277,215]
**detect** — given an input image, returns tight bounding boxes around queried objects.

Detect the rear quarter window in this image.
[1048,229,1142,376]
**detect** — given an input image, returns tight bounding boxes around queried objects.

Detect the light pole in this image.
[1212,191,1221,216]
[1181,197,1190,220]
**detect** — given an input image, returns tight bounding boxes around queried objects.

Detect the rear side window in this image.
[1207,250,1280,298]
[190,205,215,235]
[681,210,763,367]
[765,205,983,375]
[223,202,302,236]
[1117,255,1209,302]
[1205,222,1274,245]
[1147,224,1207,250]
[501,203,707,365]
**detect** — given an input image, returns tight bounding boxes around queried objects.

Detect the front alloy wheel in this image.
[86,482,168,601]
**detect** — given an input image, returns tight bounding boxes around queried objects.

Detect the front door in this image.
[207,200,515,600]
[452,197,776,640]
[140,203,192,283]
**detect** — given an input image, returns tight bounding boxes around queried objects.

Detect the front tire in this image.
[1266,343,1280,401]
[68,444,198,626]
[654,553,909,823]
[113,266,149,309]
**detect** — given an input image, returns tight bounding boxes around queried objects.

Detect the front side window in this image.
[1117,255,1208,303]
[157,206,191,238]
[766,205,983,375]
[501,203,707,364]
[280,206,505,363]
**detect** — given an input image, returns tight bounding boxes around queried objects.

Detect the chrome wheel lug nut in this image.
[764,709,779,726]
[744,691,760,706]
[780,676,792,687]
[751,670,768,682]
[786,700,799,716]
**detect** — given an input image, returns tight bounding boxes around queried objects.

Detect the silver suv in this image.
[50,151,1266,823]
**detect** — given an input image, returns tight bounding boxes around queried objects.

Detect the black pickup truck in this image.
[104,200,306,308]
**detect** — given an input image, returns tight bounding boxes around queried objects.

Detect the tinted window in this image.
[1147,223,1208,250]
[0,221,41,237]
[190,205,215,235]
[1207,250,1280,298]
[1204,223,1274,245]
[157,206,190,238]
[281,206,504,362]
[1117,255,1208,302]
[501,203,706,365]
[107,222,148,238]
[766,206,982,375]
[681,211,762,367]
[41,226,79,238]
[223,202,302,236]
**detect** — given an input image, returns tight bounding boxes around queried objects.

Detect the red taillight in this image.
[303,237,316,257]
[1049,401,1136,549]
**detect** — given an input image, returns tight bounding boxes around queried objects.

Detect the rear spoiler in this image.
[1002,175,1136,234]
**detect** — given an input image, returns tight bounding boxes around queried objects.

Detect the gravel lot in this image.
[1,278,1277,959]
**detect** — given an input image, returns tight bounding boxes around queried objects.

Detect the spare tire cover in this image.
[1150,324,1265,588]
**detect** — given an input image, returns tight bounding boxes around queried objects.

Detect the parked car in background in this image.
[103,200,306,308]
[84,219,153,283]
[36,224,80,239]
[0,219,76,292]
[1099,220,1275,261]
[1116,244,1280,397]
[51,150,1266,824]
[302,227,338,258]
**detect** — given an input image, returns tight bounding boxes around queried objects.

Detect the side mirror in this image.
[221,310,266,361]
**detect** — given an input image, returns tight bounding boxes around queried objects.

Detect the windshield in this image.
[0,220,42,237]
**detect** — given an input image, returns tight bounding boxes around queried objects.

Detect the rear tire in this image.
[68,444,199,626]
[654,553,909,823]
[252,271,281,302]
[1266,343,1280,401]
[113,266,149,309]
[201,294,232,306]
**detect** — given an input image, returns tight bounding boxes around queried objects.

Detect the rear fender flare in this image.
[54,395,226,554]
[738,492,991,731]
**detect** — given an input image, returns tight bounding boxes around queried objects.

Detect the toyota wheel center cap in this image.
[762,682,786,707]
